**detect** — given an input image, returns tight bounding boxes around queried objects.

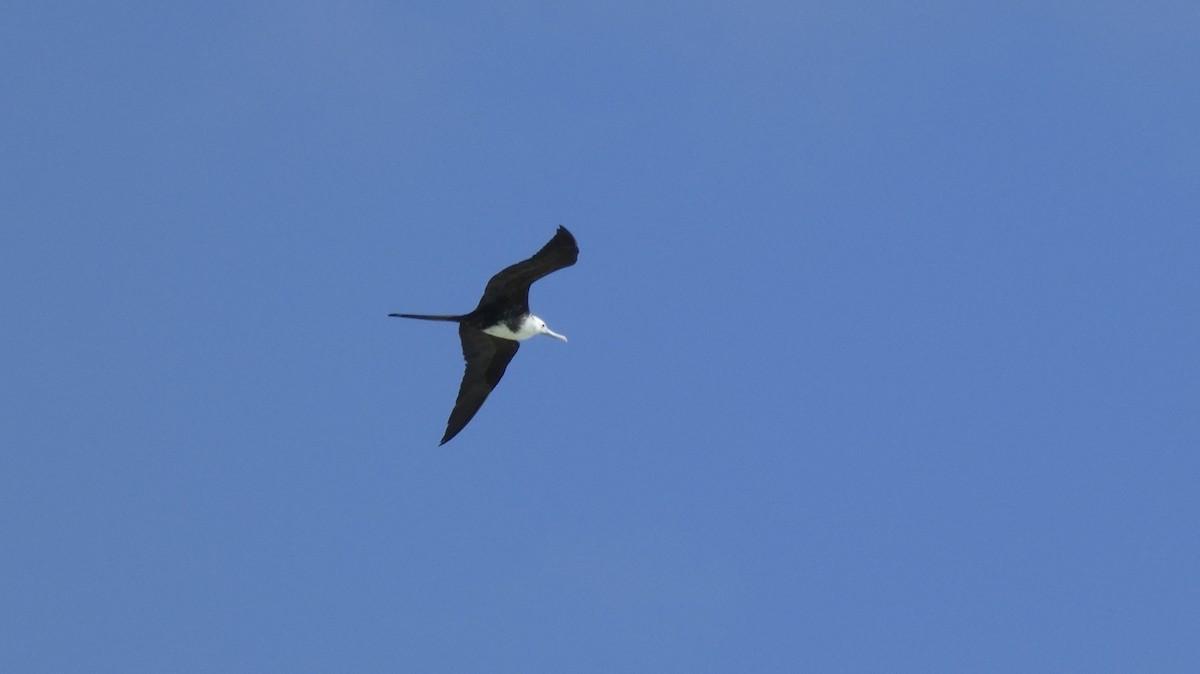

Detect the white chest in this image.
[482,315,540,341]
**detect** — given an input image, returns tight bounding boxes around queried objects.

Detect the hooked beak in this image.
[542,326,568,343]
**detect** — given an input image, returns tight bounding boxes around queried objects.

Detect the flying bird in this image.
[390,226,579,445]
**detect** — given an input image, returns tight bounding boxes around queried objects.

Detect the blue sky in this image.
[2,1,1198,671]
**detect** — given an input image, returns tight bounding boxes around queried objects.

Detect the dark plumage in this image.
[390,226,578,444]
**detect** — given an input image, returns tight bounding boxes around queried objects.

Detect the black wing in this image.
[440,325,520,445]
[475,226,578,312]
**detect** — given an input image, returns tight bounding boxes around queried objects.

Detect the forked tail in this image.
[387,313,463,322]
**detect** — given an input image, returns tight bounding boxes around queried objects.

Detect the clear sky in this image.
[3,2,1198,671]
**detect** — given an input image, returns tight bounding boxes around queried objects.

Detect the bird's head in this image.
[532,316,568,343]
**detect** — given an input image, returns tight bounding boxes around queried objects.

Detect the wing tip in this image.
[552,225,579,263]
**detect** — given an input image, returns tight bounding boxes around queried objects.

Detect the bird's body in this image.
[390,226,578,445]
[482,314,558,341]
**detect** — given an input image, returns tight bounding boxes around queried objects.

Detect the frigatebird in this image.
[390,226,578,445]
